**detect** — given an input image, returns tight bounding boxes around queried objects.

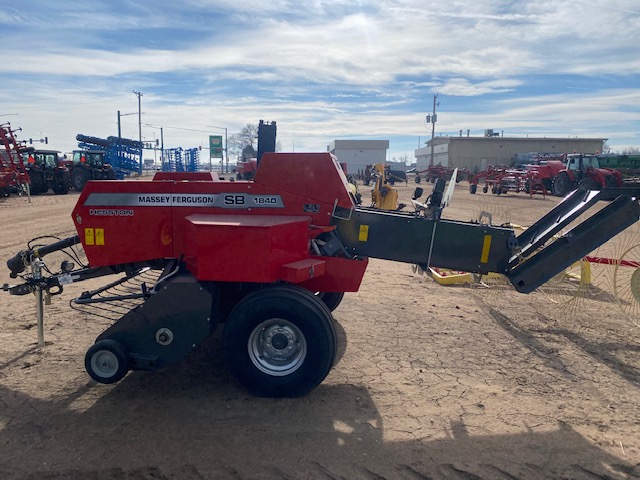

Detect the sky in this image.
[1,0,639,165]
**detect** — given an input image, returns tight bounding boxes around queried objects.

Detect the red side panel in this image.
[254,153,354,210]
[71,181,175,266]
[183,214,311,282]
[298,256,369,292]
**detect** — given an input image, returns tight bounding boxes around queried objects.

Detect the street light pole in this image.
[118,111,138,138]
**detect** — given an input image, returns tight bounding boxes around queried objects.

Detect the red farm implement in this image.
[4,152,640,397]
[0,123,30,197]
[468,165,529,195]
[415,165,469,184]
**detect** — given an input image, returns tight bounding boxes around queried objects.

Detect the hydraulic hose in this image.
[7,235,80,278]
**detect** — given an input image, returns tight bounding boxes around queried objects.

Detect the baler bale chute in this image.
[3,152,640,397]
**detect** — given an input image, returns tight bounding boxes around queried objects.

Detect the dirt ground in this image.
[0,176,639,480]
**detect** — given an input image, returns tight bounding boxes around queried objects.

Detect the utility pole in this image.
[133,91,143,174]
[426,94,439,166]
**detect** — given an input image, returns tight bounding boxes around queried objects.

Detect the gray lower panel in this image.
[97,274,216,370]
[333,208,516,274]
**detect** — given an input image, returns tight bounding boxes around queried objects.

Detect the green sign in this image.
[209,135,223,159]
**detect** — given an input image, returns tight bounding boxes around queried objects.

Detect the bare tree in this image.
[621,147,640,155]
[228,124,259,160]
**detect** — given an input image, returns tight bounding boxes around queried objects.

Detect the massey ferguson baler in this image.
[4,152,640,397]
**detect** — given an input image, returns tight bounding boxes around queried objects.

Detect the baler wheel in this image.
[316,291,345,311]
[85,339,130,384]
[223,285,336,397]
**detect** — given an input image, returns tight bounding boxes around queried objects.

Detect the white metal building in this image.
[415,134,607,173]
[328,140,389,176]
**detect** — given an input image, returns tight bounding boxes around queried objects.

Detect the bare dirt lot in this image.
[0,178,639,479]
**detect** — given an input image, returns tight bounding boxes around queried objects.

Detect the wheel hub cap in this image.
[90,350,119,378]
[248,319,307,376]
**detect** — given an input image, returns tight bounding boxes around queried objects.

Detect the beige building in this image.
[416,134,606,173]
[328,140,389,176]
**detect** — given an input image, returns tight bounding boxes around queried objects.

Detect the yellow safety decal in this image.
[85,228,95,245]
[480,235,492,263]
[95,228,105,246]
[358,225,369,242]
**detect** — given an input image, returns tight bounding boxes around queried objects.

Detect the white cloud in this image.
[0,0,637,158]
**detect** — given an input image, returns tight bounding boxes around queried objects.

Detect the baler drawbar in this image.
[3,153,639,397]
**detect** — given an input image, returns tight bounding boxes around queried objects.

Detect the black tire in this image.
[415,175,422,184]
[316,292,345,311]
[469,184,477,194]
[223,285,336,397]
[482,186,488,193]
[105,168,116,180]
[85,339,130,384]
[72,167,91,191]
[578,177,598,190]
[28,171,45,195]
[53,172,70,194]
[604,175,618,188]
[552,172,571,197]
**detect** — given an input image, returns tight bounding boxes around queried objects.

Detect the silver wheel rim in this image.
[248,318,307,376]
[90,349,119,378]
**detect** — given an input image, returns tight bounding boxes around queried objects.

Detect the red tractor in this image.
[22,149,71,195]
[62,150,116,191]
[551,154,623,196]
[4,153,639,397]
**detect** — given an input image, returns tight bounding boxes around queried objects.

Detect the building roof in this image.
[329,139,390,150]
[428,135,607,146]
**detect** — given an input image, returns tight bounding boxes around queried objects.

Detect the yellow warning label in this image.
[85,228,94,245]
[95,228,104,246]
[480,235,492,263]
[358,225,369,242]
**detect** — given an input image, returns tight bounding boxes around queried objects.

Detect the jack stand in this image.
[32,259,45,347]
